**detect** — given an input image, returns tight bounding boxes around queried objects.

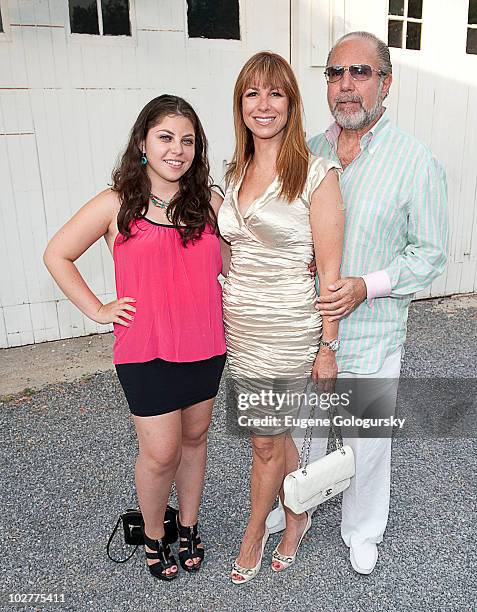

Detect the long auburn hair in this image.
[113,95,217,245]
[225,51,309,202]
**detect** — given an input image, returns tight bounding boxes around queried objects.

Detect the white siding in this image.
[0,0,289,347]
[292,0,477,300]
[0,0,476,347]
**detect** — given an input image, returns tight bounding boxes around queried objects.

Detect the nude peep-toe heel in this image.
[271,512,311,572]
[231,528,270,584]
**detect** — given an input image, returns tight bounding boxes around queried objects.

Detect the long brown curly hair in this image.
[225,51,309,202]
[112,95,217,245]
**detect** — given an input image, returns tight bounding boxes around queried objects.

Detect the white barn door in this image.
[0,0,291,347]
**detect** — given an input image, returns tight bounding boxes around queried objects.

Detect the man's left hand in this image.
[316,277,367,322]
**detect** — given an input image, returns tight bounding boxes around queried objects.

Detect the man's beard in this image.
[331,81,385,130]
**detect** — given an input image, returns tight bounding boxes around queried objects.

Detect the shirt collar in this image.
[325,108,391,155]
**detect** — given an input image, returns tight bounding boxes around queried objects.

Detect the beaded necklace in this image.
[149,192,176,209]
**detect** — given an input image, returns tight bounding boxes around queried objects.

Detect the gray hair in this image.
[327,31,392,76]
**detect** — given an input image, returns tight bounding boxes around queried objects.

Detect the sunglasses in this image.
[324,64,386,83]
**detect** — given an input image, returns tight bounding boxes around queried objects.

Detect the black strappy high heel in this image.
[177,518,205,573]
[143,533,178,581]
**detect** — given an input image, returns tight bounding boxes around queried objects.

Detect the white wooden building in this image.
[0,0,476,347]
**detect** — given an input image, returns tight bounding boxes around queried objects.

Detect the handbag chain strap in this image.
[299,394,346,475]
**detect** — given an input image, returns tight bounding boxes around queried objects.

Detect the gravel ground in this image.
[1,298,476,612]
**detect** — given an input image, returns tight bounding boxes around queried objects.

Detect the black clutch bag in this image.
[107,505,178,562]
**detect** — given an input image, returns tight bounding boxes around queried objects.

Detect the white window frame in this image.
[387,0,423,50]
[67,0,136,47]
[184,0,245,50]
[0,0,11,42]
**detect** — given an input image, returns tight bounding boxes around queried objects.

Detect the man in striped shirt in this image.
[267,31,447,574]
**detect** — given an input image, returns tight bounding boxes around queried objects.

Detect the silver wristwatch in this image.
[319,338,340,352]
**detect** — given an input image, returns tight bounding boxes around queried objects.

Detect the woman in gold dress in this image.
[218,52,344,582]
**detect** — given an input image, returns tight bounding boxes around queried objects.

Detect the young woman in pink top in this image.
[44,95,227,581]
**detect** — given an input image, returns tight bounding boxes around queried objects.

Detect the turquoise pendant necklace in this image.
[149,192,176,210]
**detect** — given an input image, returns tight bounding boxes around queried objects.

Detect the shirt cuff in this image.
[362,270,392,303]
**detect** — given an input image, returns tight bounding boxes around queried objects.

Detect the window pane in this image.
[102,0,130,36]
[187,0,240,40]
[407,0,423,19]
[467,27,477,53]
[388,20,403,48]
[69,0,99,35]
[406,21,421,49]
[389,0,404,16]
[469,0,477,25]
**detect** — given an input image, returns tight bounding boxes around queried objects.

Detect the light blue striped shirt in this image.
[308,111,448,374]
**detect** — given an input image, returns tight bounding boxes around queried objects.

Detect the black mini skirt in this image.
[116,353,226,417]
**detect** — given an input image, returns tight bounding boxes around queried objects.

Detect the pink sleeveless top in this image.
[113,217,226,365]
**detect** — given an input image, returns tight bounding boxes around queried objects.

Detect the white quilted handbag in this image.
[283,407,355,514]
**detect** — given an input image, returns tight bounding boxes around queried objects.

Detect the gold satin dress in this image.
[219,156,340,434]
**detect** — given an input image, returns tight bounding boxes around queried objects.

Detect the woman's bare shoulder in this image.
[93,187,121,212]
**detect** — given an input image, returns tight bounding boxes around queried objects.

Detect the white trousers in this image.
[292,346,403,548]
